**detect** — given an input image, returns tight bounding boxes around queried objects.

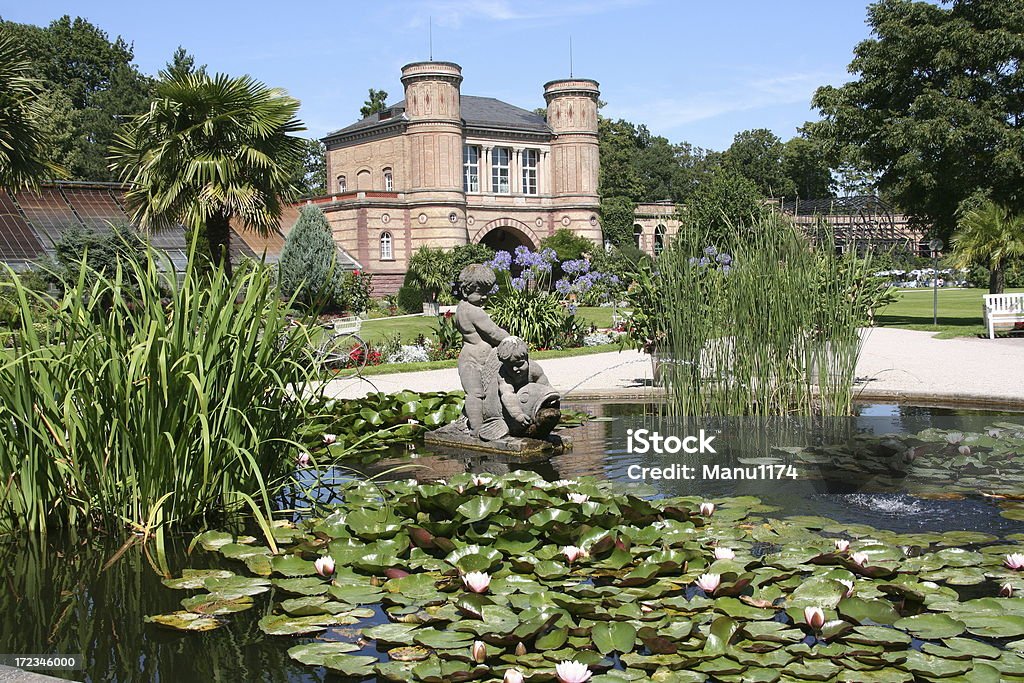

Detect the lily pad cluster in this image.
[774,422,1024,506]
[301,391,465,461]
[152,473,1024,682]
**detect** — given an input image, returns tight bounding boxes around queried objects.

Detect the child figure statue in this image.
[454,264,509,437]
[478,336,561,441]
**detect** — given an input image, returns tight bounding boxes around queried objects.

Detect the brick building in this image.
[309,61,602,294]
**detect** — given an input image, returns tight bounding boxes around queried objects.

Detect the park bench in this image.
[983,293,1024,339]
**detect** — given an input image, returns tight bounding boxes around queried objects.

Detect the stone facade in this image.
[632,201,680,257]
[314,62,601,295]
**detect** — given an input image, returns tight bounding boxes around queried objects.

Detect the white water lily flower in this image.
[555,660,592,683]
[322,433,336,445]
[834,539,850,552]
[804,606,826,630]
[567,493,589,504]
[695,573,720,594]
[562,545,588,564]
[699,502,715,516]
[944,431,964,445]
[471,640,487,663]
[851,552,870,566]
[551,479,578,488]
[471,474,493,487]
[313,555,335,577]
[838,579,855,598]
[713,547,735,560]
[1005,553,1024,570]
[1000,583,1014,597]
[504,670,525,683]
[461,571,490,593]
[296,452,311,468]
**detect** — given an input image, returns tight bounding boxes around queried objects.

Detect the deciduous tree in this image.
[360,88,388,118]
[812,0,1024,240]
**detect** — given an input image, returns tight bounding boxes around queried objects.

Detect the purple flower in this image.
[511,276,526,291]
[555,278,572,295]
[704,246,718,256]
[688,257,699,266]
[716,253,732,265]
[568,304,578,315]
[722,265,731,274]
[489,283,499,294]
[698,257,710,267]
[487,250,512,272]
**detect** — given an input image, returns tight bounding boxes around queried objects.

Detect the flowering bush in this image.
[344,270,373,314]
[344,342,382,368]
[432,310,462,360]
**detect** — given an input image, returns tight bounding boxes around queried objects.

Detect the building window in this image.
[633,224,643,249]
[383,168,393,192]
[463,145,479,192]
[522,149,538,195]
[654,224,666,255]
[337,175,347,193]
[380,232,393,260]
[492,147,510,193]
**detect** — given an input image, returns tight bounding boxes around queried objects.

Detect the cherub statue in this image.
[477,336,561,441]
[454,264,509,436]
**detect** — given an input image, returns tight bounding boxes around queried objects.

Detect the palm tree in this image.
[0,29,65,190]
[950,200,1024,294]
[109,72,305,276]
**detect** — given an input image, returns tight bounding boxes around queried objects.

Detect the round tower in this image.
[400,61,467,247]
[544,78,601,243]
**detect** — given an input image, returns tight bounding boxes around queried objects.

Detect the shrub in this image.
[407,247,452,304]
[278,205,347,309]
[0,247,320,538]
[397,274,425,314]
[48,222,148,292]
[540,228,596,262]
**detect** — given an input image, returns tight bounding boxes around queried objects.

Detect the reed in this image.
[0,247,320,536]
[654,213,873,416]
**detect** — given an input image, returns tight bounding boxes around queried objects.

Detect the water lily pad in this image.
[272,577,330,595]
[145,611,225,632]
[961,614,1024,638]
[388,646,432,662]
[287,641,361,666]
[194,530,234,551]
[413,628,475,649]
[180,593,254,615]
[592,622,637,655]
[161,569,235,590]
[843,625,912,647]
[362,622,420,646]
[893,613,966,639]
[202,575,271,598]
[270,554,317,577]
[258,613,357,635]
[322,653,378,677]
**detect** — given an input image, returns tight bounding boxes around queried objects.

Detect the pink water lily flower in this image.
[851,552,870,566]
[461,571,490,593]
[296,452,311,468]
[1005,553,1024,570]
[699,502,715,516]
[695,573,721,594]
[567,493,590,504]
[471,640,487,663]
[322,433,336,445]
[556,660,592,683]
[838,579,855,598]
[563,545,588,564]
[504,670,525,683]
[834,539,850,553]
[714,547,735,560]
[804,606,826,630]
[314,555,335,577]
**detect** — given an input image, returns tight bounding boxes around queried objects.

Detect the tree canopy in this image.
[0,16,152,181]
[812,0,1024,240]
[360,88,388,118]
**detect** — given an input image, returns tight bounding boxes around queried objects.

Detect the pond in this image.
[1,402,1021,682]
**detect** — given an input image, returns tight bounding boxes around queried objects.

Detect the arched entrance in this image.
[471,218,540,252]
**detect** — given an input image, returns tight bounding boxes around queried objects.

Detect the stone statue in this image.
[426,263,564,455]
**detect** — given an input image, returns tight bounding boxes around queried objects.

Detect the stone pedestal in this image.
[424,418,570,458]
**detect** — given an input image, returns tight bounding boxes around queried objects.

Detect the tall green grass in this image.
[655,214,874,416]
[0,249,321,537]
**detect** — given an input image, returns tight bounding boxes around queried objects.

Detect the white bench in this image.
[983,293,1024,339]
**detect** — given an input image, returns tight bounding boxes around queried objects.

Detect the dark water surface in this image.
[1,403,1021,682]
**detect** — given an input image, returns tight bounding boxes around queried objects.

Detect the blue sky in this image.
[4,0,877,151]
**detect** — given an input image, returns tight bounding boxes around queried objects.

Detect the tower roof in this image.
[323,95,551,142]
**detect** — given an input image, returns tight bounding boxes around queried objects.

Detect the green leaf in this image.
[592,622,637,655]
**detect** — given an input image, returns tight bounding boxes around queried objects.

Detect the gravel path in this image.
[323,328,1023,407]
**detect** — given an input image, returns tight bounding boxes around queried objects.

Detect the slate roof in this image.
[324,95,551,140]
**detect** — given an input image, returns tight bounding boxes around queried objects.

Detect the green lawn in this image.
[875,287,1023,338]
[358,306,621,344]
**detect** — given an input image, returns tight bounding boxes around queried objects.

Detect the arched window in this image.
[383,168,393,192]
[356,169,371,190]
[380,231,393,260]
[336,175,347,193]
[633,224,643,249]
[654,224,666,255]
